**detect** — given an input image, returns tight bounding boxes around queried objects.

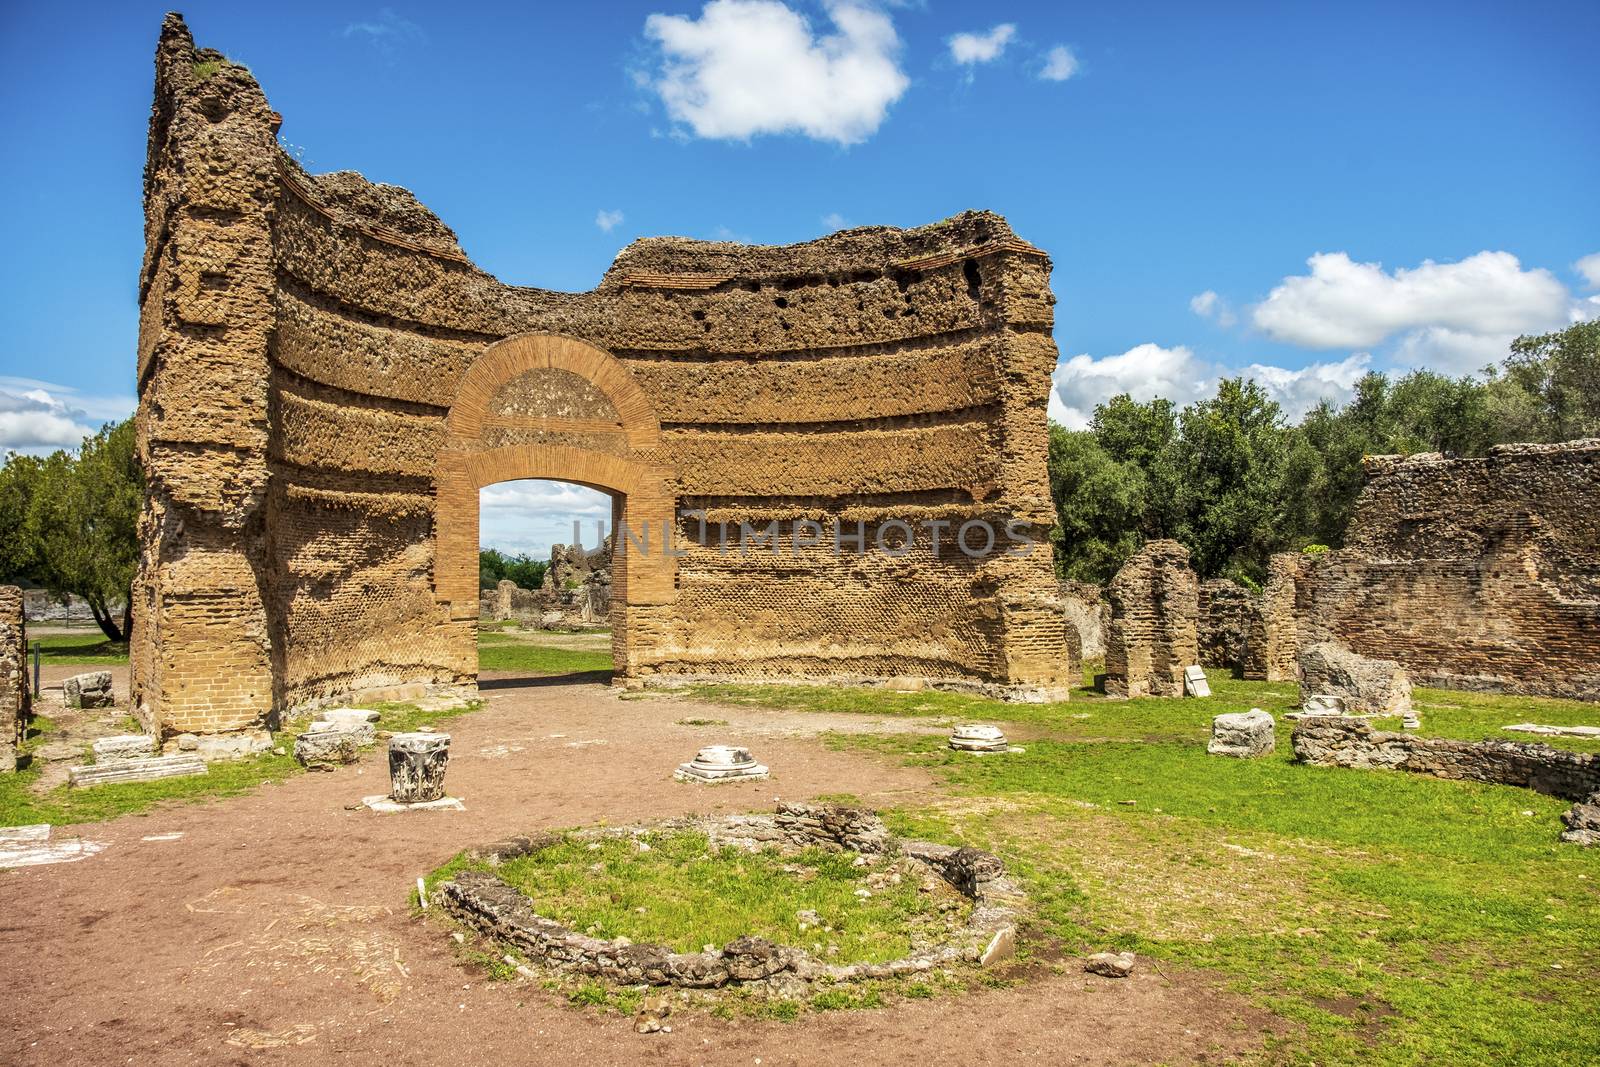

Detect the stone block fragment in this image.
[1085,951,1135,978]
[1208,709,1276,758]
[63,671,114,709]
[1298,642,1412,718]
[91,734,157,762]
[68,755,206,788]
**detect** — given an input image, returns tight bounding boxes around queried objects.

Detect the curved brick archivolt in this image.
[130,15,1073,740]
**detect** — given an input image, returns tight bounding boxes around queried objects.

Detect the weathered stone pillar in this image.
[389,731,451,803]
[130,15,277,746]
[0,586,27,772]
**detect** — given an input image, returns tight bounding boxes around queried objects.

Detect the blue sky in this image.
[2,1,1597,556]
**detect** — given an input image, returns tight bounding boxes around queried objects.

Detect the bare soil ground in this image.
[0,669,1280,1065]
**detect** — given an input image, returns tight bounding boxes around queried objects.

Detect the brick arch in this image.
[434,334,676,630]
[444,332,661,450]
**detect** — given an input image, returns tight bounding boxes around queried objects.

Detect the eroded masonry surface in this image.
[131,16,1072,744]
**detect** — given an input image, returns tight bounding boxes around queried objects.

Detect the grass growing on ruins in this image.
[33,632,129,665]
[455,830,964,965]
[477,631,612,675]
[815,717,1600,1065]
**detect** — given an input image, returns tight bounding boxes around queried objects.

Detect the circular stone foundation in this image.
[432,804,1023,991]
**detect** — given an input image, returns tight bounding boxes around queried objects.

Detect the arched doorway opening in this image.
[435,333,677,693]
[476,477,618,689]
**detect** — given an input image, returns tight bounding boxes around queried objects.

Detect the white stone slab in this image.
[1183,665,1211,698]
[0,825,106,868]
[1504,723,1600,738]
[68,755,207,788]
[1302,693,1347,716]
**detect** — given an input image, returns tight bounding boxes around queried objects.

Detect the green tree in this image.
[1089,394,1184,538]
[479,548,547,591]
[1488,319,1600,442]
[1173,378,1289,582]
[1046,424,1147,582]
[2,420,142,642]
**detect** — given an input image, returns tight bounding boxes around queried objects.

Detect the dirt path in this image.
[0,673,1279,1065]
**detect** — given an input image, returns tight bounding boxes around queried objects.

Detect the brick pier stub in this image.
[130,16,1074,745]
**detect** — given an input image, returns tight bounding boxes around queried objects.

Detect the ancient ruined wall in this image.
[1243,553,1300,682]
[1297,441,1600,701]
[1104,540,1199,698]
[0,586,26,772]
[1197,578,1256,673]
[130,18,277,740]
[133,17,1072,740]
[1292,717,1600,802]
[1059,580,1106,661]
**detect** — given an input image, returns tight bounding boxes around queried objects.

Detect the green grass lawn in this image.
[448,830,964,964]
[32,631,129,666]
[476,631,613,675]
[675,671,1600,1065]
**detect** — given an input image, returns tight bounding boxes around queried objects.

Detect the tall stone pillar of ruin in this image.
[0,586,27,771]
[129,16,278,745]
[1243,553,1301,682]
[1103,540,1200,698]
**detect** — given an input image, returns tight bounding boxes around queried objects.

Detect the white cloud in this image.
[342,8,425,57]
[1047,345,1369,429]
[948,24,1015,66]
[595,209,624,233]
[1189,289,1236,328]
[1039,44,1078,82]
[1252,250,1572,371]
[1049,343,1214,430]
[642,0,909,145]
[479,480,614,557]
[0,378,135,456]
[821,211,849,230]
[1243,352,1370,420]
[1576,252,1600,290]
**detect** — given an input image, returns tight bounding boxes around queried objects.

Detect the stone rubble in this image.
[1291,716,1600,802]
[1559,792,1600,846]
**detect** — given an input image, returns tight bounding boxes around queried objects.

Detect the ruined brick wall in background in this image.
[133,16,1074,742]
[0,586,27,771]
[1104,540,1199,698]
[1296,441,1600,701]
[1059,580,1106,661]
[1198,578,1257,673]
[1243,554,1301,682]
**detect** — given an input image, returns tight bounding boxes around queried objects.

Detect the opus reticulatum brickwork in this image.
[130,16,1073,747]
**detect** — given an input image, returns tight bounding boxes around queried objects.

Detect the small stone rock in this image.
[176,733,199,751]
[634,994,672,1033]
[1085,951,1135,978]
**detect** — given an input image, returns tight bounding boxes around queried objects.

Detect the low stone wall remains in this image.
[437,804,1021,989]
[1291,716,1600,801]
